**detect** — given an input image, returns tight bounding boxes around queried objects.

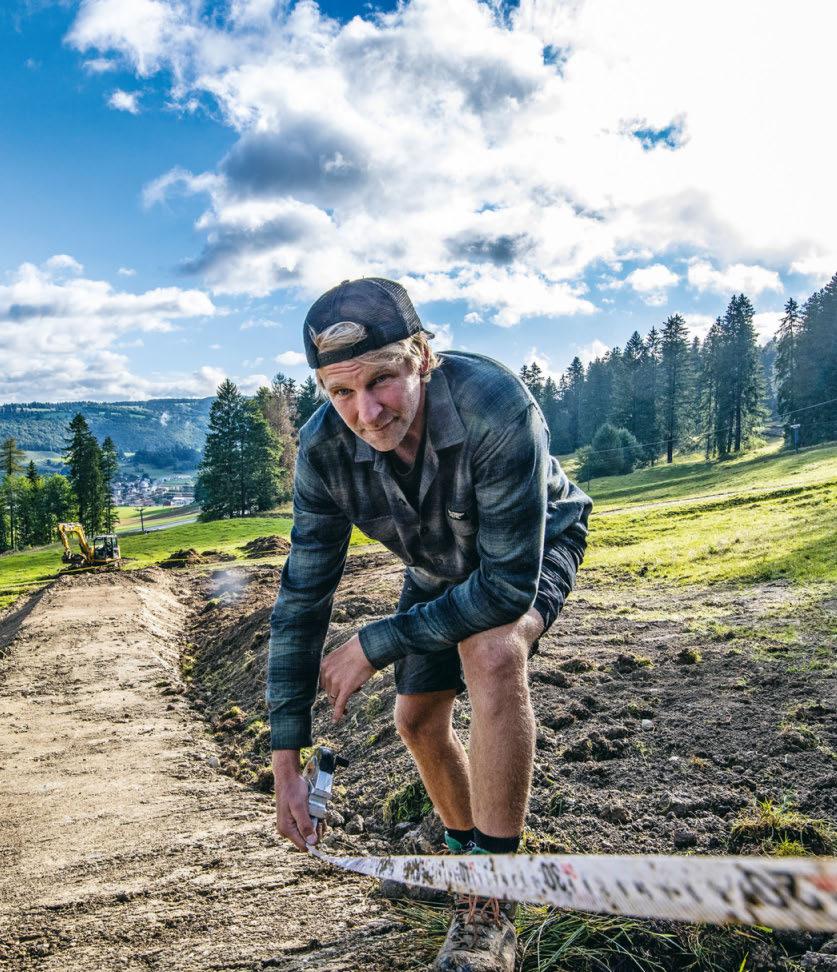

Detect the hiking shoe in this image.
[432,896,517,972]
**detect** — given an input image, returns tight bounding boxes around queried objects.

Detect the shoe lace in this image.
[447,895,504,950]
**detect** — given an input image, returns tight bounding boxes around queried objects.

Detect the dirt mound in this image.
[159,548,235,569]
[241,535,291,558]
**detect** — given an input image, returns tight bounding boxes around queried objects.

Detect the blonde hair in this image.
[312,322,439,396]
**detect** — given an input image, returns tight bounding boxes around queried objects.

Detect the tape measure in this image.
[310,847,837,931]
[302,747,837,931]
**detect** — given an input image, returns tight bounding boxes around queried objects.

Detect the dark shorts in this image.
[394,530,586,696]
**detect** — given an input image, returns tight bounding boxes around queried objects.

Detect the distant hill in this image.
[0,398,213,457]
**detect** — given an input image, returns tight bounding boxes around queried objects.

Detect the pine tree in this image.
[638,328,662,463]
[775,297,802,426]
[240,399,283,513]
[197,380,284,519]
[794,274,837,444]
[613,331,645,438]
[519,362,546,406]
[1,437,26,549]
[197,380,245,519]
[255,374,297,501]
[100,437,120,533]
[564,357,585,451]
[295,377,321,429]
[43,474,76,541]
[700,320,723,458]
[64,414,105,536]
[659,314,692,463]
[579,354,614,444]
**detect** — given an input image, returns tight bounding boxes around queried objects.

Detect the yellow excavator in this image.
[58,522,121,568]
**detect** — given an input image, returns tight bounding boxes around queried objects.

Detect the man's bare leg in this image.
[458,608,544,838]
[394,689,474,831]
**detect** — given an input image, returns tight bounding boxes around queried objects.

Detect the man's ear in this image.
[419,343,431,377]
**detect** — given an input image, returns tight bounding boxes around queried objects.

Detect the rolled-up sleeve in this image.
[359,404,548,668]
[266,448,351,750]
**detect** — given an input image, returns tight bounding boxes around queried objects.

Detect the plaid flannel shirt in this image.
[267,351,592,750]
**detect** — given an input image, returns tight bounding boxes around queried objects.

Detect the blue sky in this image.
[1,0,834,402]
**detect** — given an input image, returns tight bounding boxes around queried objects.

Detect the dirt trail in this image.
[0,569,406,972]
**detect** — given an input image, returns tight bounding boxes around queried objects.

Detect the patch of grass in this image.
[382,778,432,824]
[393,900,774,972]
[361,692,386,722]
[582,440,837,512]
[729,798,836,855]
[585,470,837,586]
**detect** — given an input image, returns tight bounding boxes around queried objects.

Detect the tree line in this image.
[518,281,835,478]
[195,374,320,519]
[0,416,119,553]
[774,272,837,446]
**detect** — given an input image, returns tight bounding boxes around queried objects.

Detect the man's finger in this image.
[290,797,318,847]
[276,816,308,852]
[331,689,350,723]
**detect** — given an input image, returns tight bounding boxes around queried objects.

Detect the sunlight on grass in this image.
[0,517,373,611]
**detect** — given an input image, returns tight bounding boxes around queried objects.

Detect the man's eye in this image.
[333,388,351,398]
[373,374,391,385]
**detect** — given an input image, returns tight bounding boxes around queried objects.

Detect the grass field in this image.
[582,441,837,586]
[116,504,201,532]
[0,516,372,611]
[2,439,836,611]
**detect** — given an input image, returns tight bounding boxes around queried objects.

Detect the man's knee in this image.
[459,611,542,685]
[394,691,456,748]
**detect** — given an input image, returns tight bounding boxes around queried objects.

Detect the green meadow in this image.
[2,439,835,611]
[0,515,371,611]
[580,440,837,586]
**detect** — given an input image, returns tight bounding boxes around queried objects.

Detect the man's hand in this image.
[272,749,319,851]
[319,632,376,722]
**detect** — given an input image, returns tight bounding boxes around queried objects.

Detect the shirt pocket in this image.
[446,506,478,538]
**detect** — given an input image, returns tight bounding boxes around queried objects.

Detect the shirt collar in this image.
[353,363,466,465]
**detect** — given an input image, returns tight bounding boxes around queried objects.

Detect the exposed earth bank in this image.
[0,569,410,971]
[1,556,835,970]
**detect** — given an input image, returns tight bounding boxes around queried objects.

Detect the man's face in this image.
[319,356,425,452]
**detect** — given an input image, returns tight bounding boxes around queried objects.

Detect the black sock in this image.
[473,828,520,854]
[445,827,475,847]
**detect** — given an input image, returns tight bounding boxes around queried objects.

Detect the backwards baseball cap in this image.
[303,277,432,369]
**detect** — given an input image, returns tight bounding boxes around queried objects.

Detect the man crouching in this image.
[267,277,592,971]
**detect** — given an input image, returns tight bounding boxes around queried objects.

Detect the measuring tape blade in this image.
[309,849,837,931]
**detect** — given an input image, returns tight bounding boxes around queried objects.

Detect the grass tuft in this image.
[382,778,432,824]
[729,798,835,856]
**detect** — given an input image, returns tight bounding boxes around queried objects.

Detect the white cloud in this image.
[45,254,83,274]
[240,317,280,330]
[83,57,118,73]
[108,89,141,114]
[575,338,610,367]
[118,266,136,276]
[427,322,454,350]
[209,343,221,350]
[68,0,837,322]
[623,263,679,305]
[275,350,306,366]
[0,256,216,402]
[683,313,716,340]
[791,254,837,286]
[463,312,483,324]
[753,311,782,344]
[686,260,783,297]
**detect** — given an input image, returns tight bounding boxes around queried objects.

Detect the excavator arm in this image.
[58,522,95,565]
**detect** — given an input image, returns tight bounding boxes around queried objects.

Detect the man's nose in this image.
[357,391,384,427]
